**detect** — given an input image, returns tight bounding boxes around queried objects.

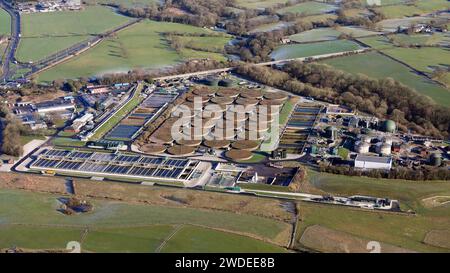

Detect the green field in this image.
[236,0,288,9]
[296,201,450,252]
[382,47,450,75]
[389,33,450,47]
[0,226,84,250]
[37,20,230,82]
[375,0,450,18]
[360,0,407,5]
[161,225,287,253]
[336,26,381,37]
[277,1,337,15]
[358,35,450,88]
[0,8,10,36]
[270,40,362,60]
[289,28,341,43]
[17,6,131,63]
[87,0,161,8]
[83,226,174,253]
[294,170,450,252]
[289,26,379,43]
[322,51,450,106]
[172,35,231,53]
[0,189,289,252]
[19,135,46,146]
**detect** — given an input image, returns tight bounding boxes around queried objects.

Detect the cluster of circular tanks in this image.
[354,120,397,156]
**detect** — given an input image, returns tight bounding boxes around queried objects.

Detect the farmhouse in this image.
[354,155,392,170]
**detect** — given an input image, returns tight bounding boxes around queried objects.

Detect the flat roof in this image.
[355,155,392,164]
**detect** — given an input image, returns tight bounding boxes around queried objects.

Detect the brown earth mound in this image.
[175,139,202,146]
[167,145,196,156]
[186,95,210,103]
[225,149,253,161]
[211,129,236,140]
[203,140,231,149]
[259,99,284,107]
[236,131,265,141]
[245,121,269,132]
[141,144,167,154]
[232,140,260,151]
[210,96,235,105]
[216,89,240,98]
[263,92,288,101]
[193,87,216,96]
[240,89,264,99]
[235,98,260,107]
[150,128,175,144]
[224,111,248,122]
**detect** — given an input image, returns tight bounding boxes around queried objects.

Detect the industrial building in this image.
[35,97,75,114]
[354,155,392,170]
[65,113,94,133]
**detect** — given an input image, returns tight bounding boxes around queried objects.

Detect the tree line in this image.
[117,0,234,28]
[319,163,450,181]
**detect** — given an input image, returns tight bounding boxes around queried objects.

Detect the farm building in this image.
[354,155,392,170]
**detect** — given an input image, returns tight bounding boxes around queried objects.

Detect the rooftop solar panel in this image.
[106,125,141,140]
[68,151,93,159]
[116,155,141,163]
[139,157,164,165]
[90,153,117,161]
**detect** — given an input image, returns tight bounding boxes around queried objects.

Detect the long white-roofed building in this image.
[354,155,392,170]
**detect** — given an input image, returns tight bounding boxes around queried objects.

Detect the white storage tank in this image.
[355,141,370,154]
[361,135,372,144]
[376,142,392,156]
[383,136,393,145]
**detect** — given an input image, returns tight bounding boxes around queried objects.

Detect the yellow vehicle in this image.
[42,170,56,176]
